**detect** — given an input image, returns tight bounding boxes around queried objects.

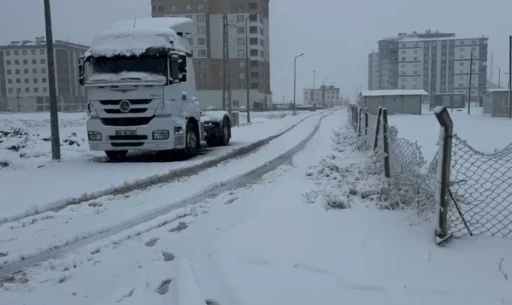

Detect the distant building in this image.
[151,0,272,110]
[0,37,89,112]
[368,30,488,101]
[368,51,379,90]
[359,89,428,115]
[482,89,511,117]
[303,85,340,106]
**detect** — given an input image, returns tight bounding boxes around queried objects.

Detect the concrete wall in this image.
[363,95,422,115]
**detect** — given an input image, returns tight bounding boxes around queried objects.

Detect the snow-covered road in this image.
[1,108,511,305]
[0,110,321,223]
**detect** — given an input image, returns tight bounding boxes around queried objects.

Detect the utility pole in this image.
[313,70,316,105]
[16,88,21,112]
[467,50,473,115]
[44,0,61,160]
[221,15,236,118]
[293,53,304,115]
[509,35,511,118]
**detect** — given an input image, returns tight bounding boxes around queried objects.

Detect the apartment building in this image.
[0,37,88,112]
[303,85,340,106]
[151,0,271,110]
[368,30,488,100]
[368,51,379,90]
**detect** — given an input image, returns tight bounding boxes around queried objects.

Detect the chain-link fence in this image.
[348,104,512,242]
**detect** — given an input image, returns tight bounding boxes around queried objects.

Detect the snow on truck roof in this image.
[360,89,428,97]
[87,17,194,57]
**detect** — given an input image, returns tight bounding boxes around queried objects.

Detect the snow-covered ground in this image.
[2,108,510,305]
[390,106,512,161]
[0,110,317,221]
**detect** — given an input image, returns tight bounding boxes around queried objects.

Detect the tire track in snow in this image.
[0,111,334,278]
[0,111,327,227]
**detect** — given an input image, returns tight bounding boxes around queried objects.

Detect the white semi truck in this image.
[78,17,231,160]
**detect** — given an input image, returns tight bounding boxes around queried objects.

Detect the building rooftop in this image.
[360,89,429,97]
[0,37,89,50]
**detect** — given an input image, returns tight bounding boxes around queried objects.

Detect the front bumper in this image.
[86,117,184,151]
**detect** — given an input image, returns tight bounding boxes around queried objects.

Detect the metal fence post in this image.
[434,106,454,245]
[357,107,362,136]
[374,107,382,151]
[382,108,391,178]
[364,107,368,137]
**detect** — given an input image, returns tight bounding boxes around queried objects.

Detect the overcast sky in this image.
[1,0,511,103]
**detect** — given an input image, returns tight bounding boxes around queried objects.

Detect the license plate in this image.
[116,130,137,136]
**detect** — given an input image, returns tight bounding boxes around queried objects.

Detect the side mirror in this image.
[170,55,180,84]
[78,56,85,86]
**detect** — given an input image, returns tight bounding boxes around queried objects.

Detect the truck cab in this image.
[79,17,231,161]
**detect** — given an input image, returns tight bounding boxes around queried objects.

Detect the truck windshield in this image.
[92,55,167,77]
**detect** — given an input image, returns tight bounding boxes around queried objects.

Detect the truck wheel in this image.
[185,121,200,156]
[105,150,128,161]
[219,117,231,146]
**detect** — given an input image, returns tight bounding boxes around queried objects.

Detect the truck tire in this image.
[219,117,231,146]
[105,150,128,161]
[184,120,200,157]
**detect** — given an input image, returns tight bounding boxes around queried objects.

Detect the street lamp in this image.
[245,12,262,124]
[293,53,305,115]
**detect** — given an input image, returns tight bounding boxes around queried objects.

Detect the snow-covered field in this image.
[1,108,510,305]
[389,106,512,161]
[0,110,317,221]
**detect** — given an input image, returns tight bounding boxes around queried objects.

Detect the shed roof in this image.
[360,89,428,97]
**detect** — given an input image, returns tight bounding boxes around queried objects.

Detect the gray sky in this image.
[1,0,511,103]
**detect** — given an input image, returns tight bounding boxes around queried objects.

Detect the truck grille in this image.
[109,135,148,141]
[104,108,147,114]
[111,142,144,147]
[100,116,154,127]
[100,99,152,106]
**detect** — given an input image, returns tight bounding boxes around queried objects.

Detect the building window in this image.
[25,87,30,93]
[199,83,207,90]
[233,100,239,108]
[31,59,36,64]
[24,69,28,74]
[41,59,46,64]
[14,50,19,55]
[251,83,259,89]
[200,72,207,79]
[25,78,29,84]
[22,50,27,55]
[237,15,244,23]
[6,60,11,65]
[249,2,258,10]
[15,69,20,74]
[43,87,47,93]
[239,61,245,68]
[238,38,245,46]
[197,26,205,34]
[413,57,418,60]
[188,38,193,46]
[401,57,406,61]
[16,79,20,84]
[250,38,258,45]
[459,62,464,66]
[186,4,191,10]
[197,15,205,22]
[199,61,206,69]
[5,50,10,56]
[251,60,258,67]
[198,38,206,45]
[414,49,418,54]
[23,59,28,65]
[240,83,246,89]
[42,78,47,83]
[8,88,13,94]
[237,3,245,11]
[198,49,207,57]
[158,6,164,12]
[6,69,11,75]
[251,72,259,78]
[34,87,39,93]
[7,79,12,84]
[249,26,258,34]
[249,14,258,22]
[250,49,258,56]
[33,78,38,83]
[41,68,46,73]
[171,4,176,11]
[198,3,204,10]
[14,60,19,65]
[239,72,245,79]
[238,49,246,57]
[237,27,245,34]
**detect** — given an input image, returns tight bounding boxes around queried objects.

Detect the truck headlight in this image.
[153,130,169,140]
[88,131,102,141]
